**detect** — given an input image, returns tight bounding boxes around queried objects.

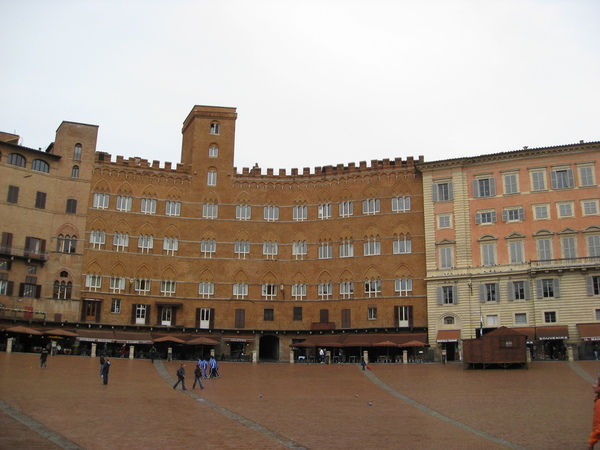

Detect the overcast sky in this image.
[1,1,599,172]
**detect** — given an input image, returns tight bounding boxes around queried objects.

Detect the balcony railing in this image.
[530,256,600,270]
[0,245,49,262]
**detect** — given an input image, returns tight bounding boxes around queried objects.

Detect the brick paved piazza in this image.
[0,352,598,449]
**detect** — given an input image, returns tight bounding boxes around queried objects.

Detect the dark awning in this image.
[76,329,116,343]
[509,327,535,344]
[577,324,600,341]
[114,331,153,344]
[436,329,460,343]
[536,326,569,340]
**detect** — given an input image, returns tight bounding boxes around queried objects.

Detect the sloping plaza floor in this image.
[0,352,597,449]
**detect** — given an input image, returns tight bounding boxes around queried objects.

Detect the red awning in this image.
[509,327,535,344]
[577,324,600,341]
[436,329,460,343]
[536,326,569,340]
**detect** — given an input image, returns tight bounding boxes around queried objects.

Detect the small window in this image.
[293,307,303,321]
[293,205,307,221]
[444,316,455,325]
[368,307,377,320]
[264,206,279,221]
[292,283,306,300]
[93,193,110,209]
[71,165,79,178]
[503,173,519,194]
[263,241,279,259]
[550,168,574,189]
[432,182,453,202]
[207,170,217,186]
[111,298,121,313]
[582,200,599,216]
[236,204,251,220]
[35,191,46,209]
[392,196,411,212]
[73,144,82,161]
[318,203,332,219]
[262,283,278,299]
[339,201,353,217]
[475,210,497,225]
[502,208,525,222]
[66,199,77,214]
[481,243,496,266]
[533,204,550,220]
[362,199,380,215]
[7,185,19,204]
[209,122,220,135]
[544,311,557,323]
[233,283,248,299]
[200,238,216,257]
[234,240,250,259]
[208,146,219,157]
[556,202,574,218]
[8,153,26,167]
[116,195,132,212]
[165,201,181,216]
[140,198,156,214]
[264,308,274,321]
[202,203,218,219]
[578,165,595,187]
[530,170,546,191]
[438,214,452,229]
[473,177,496,198]
[32,159,49,173]
[515,313,527,324]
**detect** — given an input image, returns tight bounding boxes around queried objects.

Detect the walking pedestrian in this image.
[192,365,204,389]
[150,346,157,364]
[40,348,48,368]
[99,354,105,377]
[101,358,111,385]
[173,364,187,390]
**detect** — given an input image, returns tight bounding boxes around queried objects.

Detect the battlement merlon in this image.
[94,152,191,174]
[235,155,425,178]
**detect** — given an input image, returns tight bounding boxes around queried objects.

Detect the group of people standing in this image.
[173,356,220,391]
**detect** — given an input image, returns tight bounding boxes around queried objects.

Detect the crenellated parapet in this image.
[93,152,193,185]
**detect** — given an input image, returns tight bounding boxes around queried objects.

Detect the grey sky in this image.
[1,0,598,172]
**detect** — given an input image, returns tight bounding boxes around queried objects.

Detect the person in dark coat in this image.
[192,365,204,390]
[40,348,49,368]
[101,358,111,385]
[173,364,187,390]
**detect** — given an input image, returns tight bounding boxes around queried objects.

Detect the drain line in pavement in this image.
[360,367,524,450]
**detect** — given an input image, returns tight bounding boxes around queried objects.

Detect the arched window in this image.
[73,143,82,161]
[53,280,72,299]
[32,159,49,173]
[208,146,219,157]
[71,165,79,178]
[209,122,220,135]
[8,153,26,167]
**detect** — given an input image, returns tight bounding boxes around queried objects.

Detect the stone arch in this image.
[116,182,134,194]
[141,185,157,197]
[92,179,111,193]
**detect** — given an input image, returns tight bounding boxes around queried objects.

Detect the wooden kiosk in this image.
[462,326,528,370]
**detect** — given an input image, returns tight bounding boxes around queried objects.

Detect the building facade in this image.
[79,106,427,360]
[418,142,600,361]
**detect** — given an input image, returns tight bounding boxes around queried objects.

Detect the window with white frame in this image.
[90,230,106,249]
[438,285,457,304]
[438,214,452,229]
[264,206,279,221]
[537,278,560,298]
[141,198,157,214]
[293,205,308,221]
[561,236,577,259]
[395,278,413,296]
[318,282,332,299]
[262,283,277,299]
[475,210,497,225]
[111,298,121,314]
[208,146,219,157]
[93,193,109,209]
[503,173,519,194]
[135,304,147,324]
[201,238,216,257]
[85,274,102,291]
[207,170,217,186]
[368,307,377,320]
[480,283,499,302]
[444,316,455,325]
[473,177,496,198]
[544,311,557,323]
[393,234,412,254]
[530,170,547,191]
[486,314,499,326]
[582,200,599,216]
[340,281,354,299]
[432,181,453,201]
[339,239,354,258]
[318,240,332,259]
[514,313,527,325]
[551,168,574,189]
[363,236,381,256]
[557,202,574,218]
[439,246,454,269]
[198,282,214,298]
[135,279,151,294]
[113,232,129,251]
[362,199,380,215]
[233,283,248,299]
[138,234,154,253]
[116,195,132,212]
[392,196,411,212]
[263,241,278,259]
[578,165,595,187]
[236,204,251,220]
[209,122,220,134]
[339,201,353,217]
[508,280,529,301]
[364,279,381,297]
[161,280,176,296]
[536,238,553,260]
[165,201,181,216]
[292,284,306,300]
[110,276,126,293]
[588,235,600,257]
[234,240,250,259]
[534,204,550,220]
[163,237,178,255]
[318,203,332,219]
[292,240,307,259]
[508,240,525,264]
[587,276,600,296]
[502,207,525,222]
[481,243,496,266]
[202,203,218,219]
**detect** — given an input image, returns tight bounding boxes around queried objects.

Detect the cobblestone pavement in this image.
[0,353,597,449]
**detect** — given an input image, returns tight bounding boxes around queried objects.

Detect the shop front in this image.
[436,329,460,361]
